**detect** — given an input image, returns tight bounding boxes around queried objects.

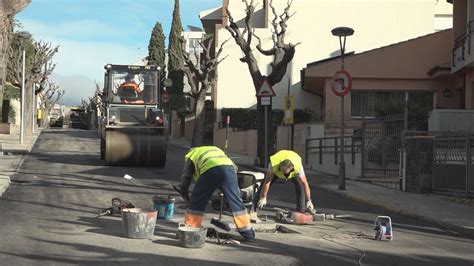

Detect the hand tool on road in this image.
[96,198,135,218]
[210,192,232,231]
[335,214,352,219]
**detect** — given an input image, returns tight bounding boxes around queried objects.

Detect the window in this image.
[351,91,433,117]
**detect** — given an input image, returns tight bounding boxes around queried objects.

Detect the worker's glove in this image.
[257,197,267,209]
[306,200,314,211]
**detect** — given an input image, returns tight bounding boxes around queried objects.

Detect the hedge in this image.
[221,108,319,130]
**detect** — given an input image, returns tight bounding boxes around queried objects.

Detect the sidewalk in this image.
[0,130,41,196]
[168,137,474,238]
[0,130,41,154]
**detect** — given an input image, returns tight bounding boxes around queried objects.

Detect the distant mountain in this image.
[51,73,99,106]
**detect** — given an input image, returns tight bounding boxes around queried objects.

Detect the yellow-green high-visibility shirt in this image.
[270,150,302,180]
[185,146,234,182]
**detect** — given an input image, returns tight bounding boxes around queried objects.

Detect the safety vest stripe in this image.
[233,213,251,229]
[195,148,221,175]
[237,225,252,232]
[196,148,221,164]
[199,155,229,171]
[232,210,248,217]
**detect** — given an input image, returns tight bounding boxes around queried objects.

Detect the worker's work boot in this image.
[249,211,261,224]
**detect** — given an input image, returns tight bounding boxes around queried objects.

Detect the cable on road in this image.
[321,233,366,266]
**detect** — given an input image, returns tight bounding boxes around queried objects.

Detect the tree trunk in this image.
[24,81,34,135]
[0,14,14,102]
[41,105,50,129]
[191,90,207,147]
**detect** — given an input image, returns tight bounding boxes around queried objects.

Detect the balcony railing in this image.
[452,21,474,73]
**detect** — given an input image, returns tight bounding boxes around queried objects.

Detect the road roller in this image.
[100,64,168,167]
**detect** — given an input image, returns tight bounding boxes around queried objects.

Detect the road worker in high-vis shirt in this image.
[251,150,314,218]
[178,146,255,240]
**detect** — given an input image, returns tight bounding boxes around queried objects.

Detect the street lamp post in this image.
[32,82,36,133]
[17,31,32,145]
[331,27,354,190]
[20,48,25,144]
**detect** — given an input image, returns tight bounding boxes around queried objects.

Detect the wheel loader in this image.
[100,64,168,167]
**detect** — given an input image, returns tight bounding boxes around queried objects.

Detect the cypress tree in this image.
[167,0,185,111]
[147,21,166,74]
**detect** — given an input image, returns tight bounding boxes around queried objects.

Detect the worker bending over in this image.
[251,150,314,217]
[179,146,255,240]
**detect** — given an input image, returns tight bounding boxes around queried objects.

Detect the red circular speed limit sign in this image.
[331,70,352,96]
[161,92,170,103]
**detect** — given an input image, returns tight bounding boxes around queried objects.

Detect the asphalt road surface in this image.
[0,129,473,265]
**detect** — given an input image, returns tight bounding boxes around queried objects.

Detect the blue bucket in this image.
[153,195,175,219]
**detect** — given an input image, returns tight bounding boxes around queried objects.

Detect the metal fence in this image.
[361,114,404,178]
[305,135,360,165]
[305,114,404,179]
[433,136,474,198]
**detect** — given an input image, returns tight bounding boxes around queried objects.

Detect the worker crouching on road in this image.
[251,150,314,217]
[179,146,256,240]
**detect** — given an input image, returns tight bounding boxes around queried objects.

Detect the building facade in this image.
[302,29,457,129]
[451,0,474,108]
[199,0,452,123]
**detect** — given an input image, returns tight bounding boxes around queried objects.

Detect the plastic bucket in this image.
[153,195,175,219]
[177,224,207,248]
[121,208,157,239]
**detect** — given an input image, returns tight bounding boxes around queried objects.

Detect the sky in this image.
[15,0,221,106]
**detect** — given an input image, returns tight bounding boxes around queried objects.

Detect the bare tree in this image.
[39,80,64,128]
[85,82,102,130]
[225,0,300,165]
[9,39,58,134]
[172,36,229,146]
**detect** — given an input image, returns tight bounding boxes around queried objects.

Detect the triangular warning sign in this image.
[256,79,276,97]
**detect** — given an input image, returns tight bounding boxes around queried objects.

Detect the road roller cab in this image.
[100,64,168,167]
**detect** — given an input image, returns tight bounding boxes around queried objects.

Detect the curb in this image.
[0,133,38,197]
[318,185,474,238]
[0,133,40,155]
[0,149,31,155]
[0,175,11,197]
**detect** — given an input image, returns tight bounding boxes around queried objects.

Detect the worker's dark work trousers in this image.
[252,175,305,212]
[186,165,255,240]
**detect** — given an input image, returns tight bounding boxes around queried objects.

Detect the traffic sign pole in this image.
[264,102,268,168]
[256,79,275,168]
